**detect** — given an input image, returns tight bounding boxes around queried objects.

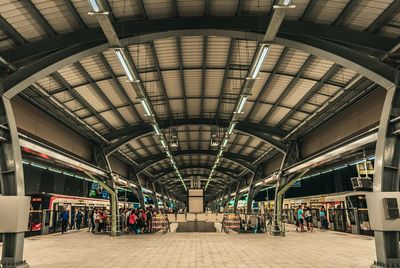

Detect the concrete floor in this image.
[2,227,375,268]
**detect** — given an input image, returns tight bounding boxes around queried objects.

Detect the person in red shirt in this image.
[128,209,137,234]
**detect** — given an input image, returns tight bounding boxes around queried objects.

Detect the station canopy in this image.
[0,0,399,201]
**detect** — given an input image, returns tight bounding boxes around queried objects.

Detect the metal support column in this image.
[233,182,240,214]
[370,74,400,267]
[272,141,305,236]
[92,146,120,236]
[0,96,29,268]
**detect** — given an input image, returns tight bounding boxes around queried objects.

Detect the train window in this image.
[346,195,367,209]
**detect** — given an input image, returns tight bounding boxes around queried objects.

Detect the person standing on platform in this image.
[305,207,313,232]
[76,209,83,230]
[128,209,137,234]
[60,208,69,234]
[297,205,305,232]
[94,209,101,234]
[319,206,328,230]
[146,206,153,233]
[88,208,95,232]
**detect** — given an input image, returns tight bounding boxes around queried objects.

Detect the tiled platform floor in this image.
[1,226,375,268]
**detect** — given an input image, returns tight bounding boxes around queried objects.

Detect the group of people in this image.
[59,208,84,234]
[120,206,154,234]
[295,205,329,232]
[87,208,109,234]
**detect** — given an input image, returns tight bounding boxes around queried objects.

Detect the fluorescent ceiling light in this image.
[115,49,135,82]
[283,0,291,5]
[140,99,152,116]
[152,124,161,135]
[160,139,166,148]
[166,151,171,157]
[236,95,248,114]
[227,122,236,135]
[222,138,228,148]
[89,0,100,12]
[250,45,269,79]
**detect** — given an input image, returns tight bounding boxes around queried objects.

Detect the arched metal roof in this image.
[0,0,399,199]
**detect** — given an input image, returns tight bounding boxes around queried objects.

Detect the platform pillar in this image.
[369,76,400,267]
[272,141,305,236]
[0,96,29,268]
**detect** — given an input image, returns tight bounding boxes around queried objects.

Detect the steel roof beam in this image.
[0,15,26,45]
[51,72,114,131]
[103,117,287,155]
[367,0,400,33]
[176,37,188,116]
[136,150,256,174]
[3,16,395,66]
[261,55,315,124]
[21,0,57,37]
[275,63,341,128]
[154,165,238,182]
[64,0,87,29]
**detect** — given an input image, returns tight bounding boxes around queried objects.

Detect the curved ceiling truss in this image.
[0,5,398,198]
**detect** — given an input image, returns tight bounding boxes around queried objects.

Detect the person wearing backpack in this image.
[60,207,69,234]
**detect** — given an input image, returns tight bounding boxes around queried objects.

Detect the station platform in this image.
[1,226,375,268]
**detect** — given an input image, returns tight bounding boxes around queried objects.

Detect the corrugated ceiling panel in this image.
[107,0,142,19]
[117,77,138,104]
[265,107,290,125]
[1,0,47,41]
[308,92,330,106]
[0,37,14,51]
[186,99,201,117]
[240,101,257,120]
[231,40,257,66]
[63,98,83,111]
[100,110,123,129]
[303,58,335,80]
[36,76,62,93]
[209,0,237,16]
[129,43,155,70]
[278,49,310,75]
[163,70,183,98]
[330,68,357,85]
[70,0,98,27]
[207,36,230,68]
[285,0,311,20]
[102,50,124,76]
[177,0,204,16]
[343,0,392,31]
[382,10,400,37]
[117,106,137,125]
[53,90,73,103]
[154,37,179,69]
[32,0,77,33]
[318,84,341,97]
[75,84,108,111]
[247,72,270,101]
[381,25,400,38]
[250,103,272,122]
[169,99,185,115]
[262,45,285,72]
[280,79,317,107]
[203,98,218,114]
[97,79,126,107]
[301,103,319,113]
[181,36,203,68]
[292,111,309,122]
[80,55,108,80]
[242,0,272,15]
[83,115,101,128]
[260,75,292,103]
[307,0,348,25]
[184,70,202,97]
[143,0,173,19]
[204,70,224,97]
[58,65,86,86]
[74,107,90,118]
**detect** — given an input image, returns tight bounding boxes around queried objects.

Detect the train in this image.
[27,193,138,236]
[227,191,372,236]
